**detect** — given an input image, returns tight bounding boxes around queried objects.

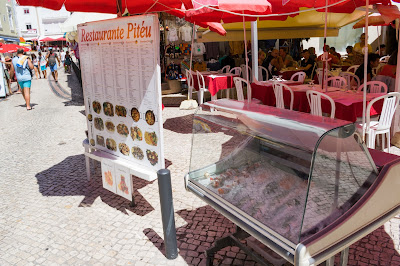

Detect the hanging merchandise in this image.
[179,43,191,56]
[179,24,193,42]
[168,26,179,42]
[192,42,206,56]
[165,44,181,59]
[166,62,182,80]
[193,60,206,72]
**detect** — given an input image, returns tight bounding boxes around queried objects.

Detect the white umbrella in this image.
[60,12,117,32]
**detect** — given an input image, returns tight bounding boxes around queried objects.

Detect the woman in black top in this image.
[355,53,380,84]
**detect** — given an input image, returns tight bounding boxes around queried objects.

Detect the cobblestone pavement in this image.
[0,67,399,265]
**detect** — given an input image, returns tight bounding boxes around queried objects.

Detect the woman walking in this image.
[12,48,34,110]
[38,51,47,79]
[31,54,40,79]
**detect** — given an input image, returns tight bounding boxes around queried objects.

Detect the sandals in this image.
[26,107,32,111]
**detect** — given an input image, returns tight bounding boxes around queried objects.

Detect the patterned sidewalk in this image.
[0,68,399,265]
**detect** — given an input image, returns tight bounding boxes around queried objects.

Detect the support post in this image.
[251,21,258,81]
[157,169,178,260]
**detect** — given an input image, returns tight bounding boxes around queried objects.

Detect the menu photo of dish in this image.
[116,123,129,138]
[118,142,130,156]
[94,117,104,131]
[115,165,132,201]
[144,130,158,146]
[146,149,159,166]
[101,159,116,193]
[115,105,127,117]
[130,126,143,141]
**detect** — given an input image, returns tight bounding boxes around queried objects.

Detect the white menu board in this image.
[79,14,165,173]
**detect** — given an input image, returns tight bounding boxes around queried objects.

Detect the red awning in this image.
[16,0,225,35]
[184,0,397,23]
[39,36,66,42]
[185,0,272,23]
[16,0,193,14]
[0,43,31,53]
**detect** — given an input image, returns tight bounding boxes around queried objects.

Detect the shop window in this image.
[24,8,29,14]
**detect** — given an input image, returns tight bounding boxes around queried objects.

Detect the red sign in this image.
[282,0,290,6]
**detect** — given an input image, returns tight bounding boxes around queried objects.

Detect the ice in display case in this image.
[184,99,400,265]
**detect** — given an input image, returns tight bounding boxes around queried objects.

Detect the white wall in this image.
[15,4,70,38]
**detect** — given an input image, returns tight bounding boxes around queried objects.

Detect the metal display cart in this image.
[184,99,400,265]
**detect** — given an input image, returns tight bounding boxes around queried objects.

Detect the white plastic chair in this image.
[380,55,390,63]
[220,65,230,73]
[316,68,333,85]
[357,81,388,93]
[306,90,336,118]
[196,70,216,105]
[326,76,347,89]
[258,66,269,81]
[273,82,294,110]
[290,71,306,83]
[340,72,360,91]
[240,64,252,82]
[185,69,195,99]
[347,65,359,74]
[358,92,400,152]
[230,67,242,76]
[233,77,259,102]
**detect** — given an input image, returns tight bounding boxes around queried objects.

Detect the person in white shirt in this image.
[60,50,66,71]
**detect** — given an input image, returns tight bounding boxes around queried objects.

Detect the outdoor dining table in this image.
[192,71,238,97]
[251,82,384,122]
[251,80,303,106]
[278,68,304,80]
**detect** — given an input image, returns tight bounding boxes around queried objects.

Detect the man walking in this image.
[46,47,61,83]
[12,48,34,110]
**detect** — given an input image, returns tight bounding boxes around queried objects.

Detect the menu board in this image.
[79,14,164,173]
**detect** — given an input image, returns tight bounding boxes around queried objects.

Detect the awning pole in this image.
[323,0,328,92]
[362,0,369,141]
[391,19,400,135]
[251,21,258,81]
[243,12,250,102]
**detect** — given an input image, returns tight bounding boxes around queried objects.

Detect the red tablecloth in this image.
[193,72,237,96]
[251,81,303,107]
[251,82,384,122]
[278,69,303,80]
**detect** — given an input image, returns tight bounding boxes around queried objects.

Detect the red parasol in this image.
[0,44,31,53]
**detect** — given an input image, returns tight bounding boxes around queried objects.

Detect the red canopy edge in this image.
[16,0,192,14]
[376,3,400,24]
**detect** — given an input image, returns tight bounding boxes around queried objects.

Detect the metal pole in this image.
[157,169,178,260]
[362,0,369,140]
[251,21,258,81]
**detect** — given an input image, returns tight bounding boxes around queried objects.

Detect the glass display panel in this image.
[300,129,378,241]
[187,100,377,245]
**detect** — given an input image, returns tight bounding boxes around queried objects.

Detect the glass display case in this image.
[184,99,400,265]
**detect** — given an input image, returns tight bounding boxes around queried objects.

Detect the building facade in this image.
[0,0,18,42]
[15,2,70,42]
